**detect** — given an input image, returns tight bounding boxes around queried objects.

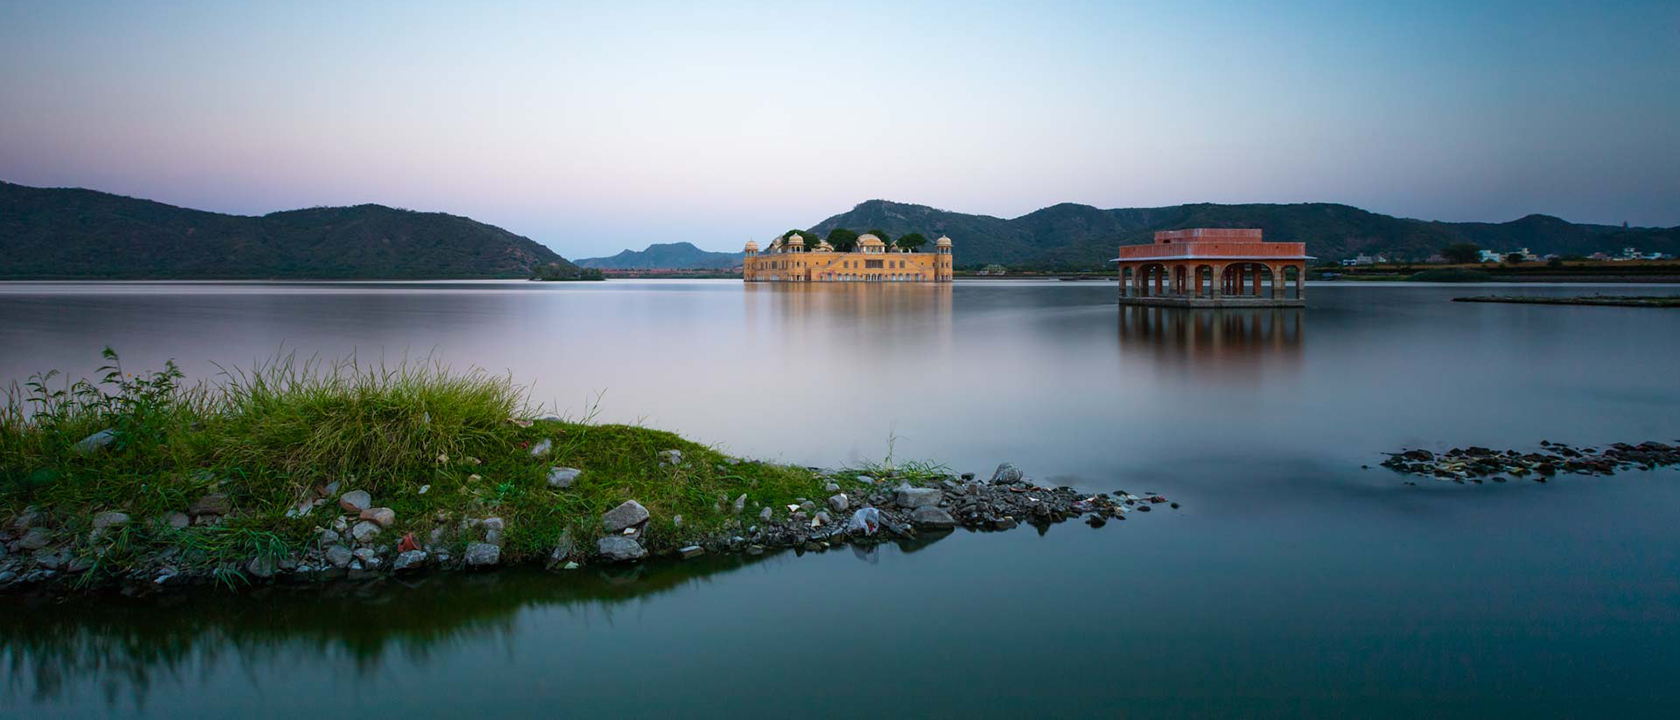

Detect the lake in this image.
[2,280,1678,718]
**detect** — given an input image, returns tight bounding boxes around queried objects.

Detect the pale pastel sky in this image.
[2,0,1676,258]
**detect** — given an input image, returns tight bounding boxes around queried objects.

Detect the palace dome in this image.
[858,233,886,246]
[936,235,952,246]
[744,240,759,252]
[785,233,804,245]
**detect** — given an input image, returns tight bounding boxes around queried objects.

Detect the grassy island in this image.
[2,353,1169,596]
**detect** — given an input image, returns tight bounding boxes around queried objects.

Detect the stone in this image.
[658,449,683,466]
[825,482,841,492]
[72,428,117,454]
[338,490,371,513]
[483,517,506,546]
[827,494,849,512]
[246,555,278,578]
[547,466,582,488]
[602,500,650,533]
[324,544,353,568]
[353,547,377,563]
[547,530,575,567]
[18,526,51,551]
[393,550,428,571]
[350,521,382,543]
[323,480,341,496]
[317,528,342,544]
[598,536,647,562]
[910,506,956,529]
[992,517,1018,531]
[464,542,501,567]
[190,493,232,516]
[359,507,395,527]
[732,494,747,514]
[990,463,1024,485]
[91,511,130,531]
[530,438,553,457]
[672,515,683,527]
[815,511,832,526]
[679,545,704,559]
[332,516,349,533]
[759,506,773,522]
[895,486,943,509]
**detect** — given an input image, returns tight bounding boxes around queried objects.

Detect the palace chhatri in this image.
[743,233,953,282]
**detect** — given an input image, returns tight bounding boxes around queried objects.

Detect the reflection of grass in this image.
[1,352,858,577]
[0,553,783,705]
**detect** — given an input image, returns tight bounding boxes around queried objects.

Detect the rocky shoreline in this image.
[1380,440,1680,483]
[0,462,1178,599]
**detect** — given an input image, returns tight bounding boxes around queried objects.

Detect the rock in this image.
[11,508,42,531]
[597,536,647,562]
[732,494,747,514]
[72,428,117,454]
[67,555,95,573]
[679,545,704,559]
[827,494,849,512]
[895,486,943,509]
[318,528,342,544]
[324,544,353,568]
[393,550,428,571]
[338,490,371,514]
[530,438,553,457]
[464,542,501,567]
[961,472,976,481]
[246,555,278,578]
[18,527,51,551]
[547,467,582,488]
[91,511,130,531]
[190,493,232,517]
[990,463,1024,485]
[547,530,576,568]
[602,500,650,533]
[910,506,957,529]
[483,517,506,546]
[658,449,683,466]
[563,561,580,570]
[349,521,382,543]
[759,506,773,522]
[815,511,832,526]
[331,516,349,533]
[672,515,683,527]
[992,517,1018,531]
[1086,515,1107,528]
[359,507,395,527]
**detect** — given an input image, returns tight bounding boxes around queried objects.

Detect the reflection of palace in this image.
[1114,228,1309,307]
[743,233,953,282]
[1118,305,1303,370]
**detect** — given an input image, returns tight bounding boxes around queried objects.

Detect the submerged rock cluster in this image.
[684,462,1179,558]
[1380,440,1680,483]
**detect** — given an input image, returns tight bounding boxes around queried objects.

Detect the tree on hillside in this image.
[826,228,859,253]
[1441,243,1481,264]
[866,228,892,244]
[896,233,929,252]
[1505,252,1525,265]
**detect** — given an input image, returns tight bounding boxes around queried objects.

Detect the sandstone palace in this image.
[743,233,953,282]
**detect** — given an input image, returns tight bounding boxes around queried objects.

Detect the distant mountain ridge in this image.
[807,200,1680,268]
[0,181,579,279]
[576,242,743,270]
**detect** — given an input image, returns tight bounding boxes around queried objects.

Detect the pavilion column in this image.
[1209,265,1221,299]
[1295,264,1306,300]
[1252,264,1262,296]
[1271,265,1285,300]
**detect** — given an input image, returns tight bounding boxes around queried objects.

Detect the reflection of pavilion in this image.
[1118,305,1303,370]
[1114,229,1309,308]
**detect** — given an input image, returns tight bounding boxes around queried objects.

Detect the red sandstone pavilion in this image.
[1114,228,1310,307]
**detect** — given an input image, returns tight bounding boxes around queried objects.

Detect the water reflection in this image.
[0,536,954,709]
[1117,305,1303,375]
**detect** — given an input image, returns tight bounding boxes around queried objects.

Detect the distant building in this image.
[742,233,952,282]
[978,264,1008,276]
[1113,228,1308,308]
[1478,249,1504,263]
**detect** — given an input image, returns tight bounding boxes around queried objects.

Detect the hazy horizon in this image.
[4,0,1677,257]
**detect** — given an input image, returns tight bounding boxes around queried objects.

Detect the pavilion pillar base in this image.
[1118,296,1304,308]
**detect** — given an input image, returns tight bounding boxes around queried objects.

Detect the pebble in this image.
[338,490,371,514]
[548,467,582,488]
[359,507,395,527]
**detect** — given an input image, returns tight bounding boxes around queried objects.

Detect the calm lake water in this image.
[2,280,1679,718]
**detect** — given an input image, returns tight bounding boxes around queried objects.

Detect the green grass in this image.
[2,351,883,579]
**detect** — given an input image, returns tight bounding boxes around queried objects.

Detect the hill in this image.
[807,200,1680,269]
[0,181,579,279]
[576,242,743,270]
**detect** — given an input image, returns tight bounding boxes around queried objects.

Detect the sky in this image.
[2,0,1677,258]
